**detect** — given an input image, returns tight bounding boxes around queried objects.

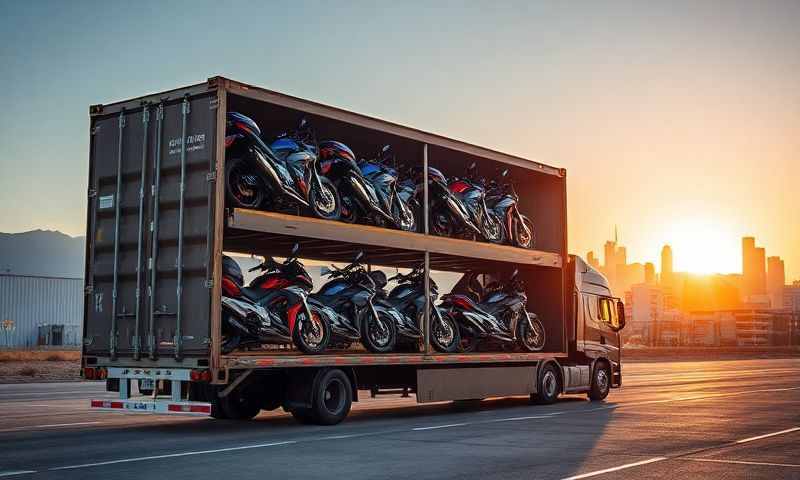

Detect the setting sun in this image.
[663,218,741,274]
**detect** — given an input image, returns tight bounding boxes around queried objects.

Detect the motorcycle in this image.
[220,245,330,355]
[486,168,535,249]
[419,166,481,239]
[320,142,416,231]
[309,252,397,353]
[359,145,419,231]
[370,264,460,353]
[224,112,341,220]
[446,162,505,244]
[440,269,545,352]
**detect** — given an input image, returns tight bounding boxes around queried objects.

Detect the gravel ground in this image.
[0,361,82,383]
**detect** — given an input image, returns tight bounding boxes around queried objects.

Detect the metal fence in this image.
[0,274,83,348]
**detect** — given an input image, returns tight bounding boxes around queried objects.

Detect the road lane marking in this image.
[487,415,553,422]
[560,457,667,479]
[686,458,800,468]
[0,472,36,478]
[736,427,800,444]
[0,421,102,433]
[49,440,297,471]
[412,423,467,431]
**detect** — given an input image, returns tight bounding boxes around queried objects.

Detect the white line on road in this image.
[0,472,36,478]
[49,440,297,471]
[560,457,667,480]
[736,427,800,444]
[687,458,800,468]
[0,421,102,433]
[412,423,468,431]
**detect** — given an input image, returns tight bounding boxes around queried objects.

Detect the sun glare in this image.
[663,219,740,275]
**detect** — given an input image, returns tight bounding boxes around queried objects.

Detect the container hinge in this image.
[156,103,165,120]
[206,171,217,182]
[88,188,97,198]
[182,98,191,115]
[118,113,126,128]
[91,125,100,135]
[142,106,150,124]
[84,284,94,295]
[204,279,213,289]
[209,98,219,110]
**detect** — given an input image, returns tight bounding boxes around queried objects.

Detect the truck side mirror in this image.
[616,301,626,331]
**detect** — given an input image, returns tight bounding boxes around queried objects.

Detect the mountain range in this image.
[0,230,85,278]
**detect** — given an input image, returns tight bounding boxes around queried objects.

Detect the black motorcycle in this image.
[421,166,483,239]
[440,270,545,353]
[224,112,341,220]
[487,168,535,249]
[446,162,505,244]
[221,245,330,354]
[370,265,460,353]
[309,252,397,353]
[320,142,416,231]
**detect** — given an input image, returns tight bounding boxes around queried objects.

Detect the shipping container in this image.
[82,77,626,424]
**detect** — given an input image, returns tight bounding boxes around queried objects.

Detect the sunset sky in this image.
[1,1,798,279]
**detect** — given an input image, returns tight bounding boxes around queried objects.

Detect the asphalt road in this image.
[0,358,798,479]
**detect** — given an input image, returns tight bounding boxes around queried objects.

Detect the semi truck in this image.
[82,77,626,424]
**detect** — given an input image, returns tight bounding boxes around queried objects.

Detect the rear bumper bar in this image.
[90,399,211,416]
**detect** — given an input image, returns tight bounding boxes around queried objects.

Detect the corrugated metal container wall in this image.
[0,274,83,347]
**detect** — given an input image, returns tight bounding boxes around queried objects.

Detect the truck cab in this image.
[566,255,626,396]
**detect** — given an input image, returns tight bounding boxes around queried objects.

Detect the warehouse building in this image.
[0,274,83,348]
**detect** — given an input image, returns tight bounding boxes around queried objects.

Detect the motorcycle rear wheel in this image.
[225,157,266,209]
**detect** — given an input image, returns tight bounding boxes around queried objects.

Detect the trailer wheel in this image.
[220,386,261,420]
[588,361,611,401]
[532,363,560,405]
[308,369,352,425]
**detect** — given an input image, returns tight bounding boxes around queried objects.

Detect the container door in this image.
[84,93,218,361]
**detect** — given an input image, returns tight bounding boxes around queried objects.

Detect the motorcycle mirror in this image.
[468,161,476,171]
[298,117,308,129]
[354,251,364,262]
[501,169,509,177]
[382,144,391,154]
[512,268,519,278]
[290,243,300,256]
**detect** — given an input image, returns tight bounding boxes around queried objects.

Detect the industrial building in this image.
[0,274,83,348]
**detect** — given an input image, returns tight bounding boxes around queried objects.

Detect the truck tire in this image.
[588,361,611,401]
[531,363,560,405]
[220,388,261,420]
[309,369,352,425]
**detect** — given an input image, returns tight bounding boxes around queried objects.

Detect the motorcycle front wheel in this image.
[483,212,506,244]
[392,201,418,232]
[293,308,331,354]
[309,176,342,220]
[431,311,460,353]
[513,215,536,249]
[226,157,266,209]
[362,310,397,353]
[517,313,546,352]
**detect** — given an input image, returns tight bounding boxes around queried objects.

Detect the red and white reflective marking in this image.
[90,399,211,416]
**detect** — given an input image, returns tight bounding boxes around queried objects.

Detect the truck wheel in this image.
[220,388,261,420]
[531,363,560,405]
[588,361,611,401]
[309,369,352,425]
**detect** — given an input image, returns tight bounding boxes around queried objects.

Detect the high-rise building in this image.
[784,281,800,313]
[742,237,766,298]
[766,256,785,308]
[661,245,673,287]
[644,262,656,284]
